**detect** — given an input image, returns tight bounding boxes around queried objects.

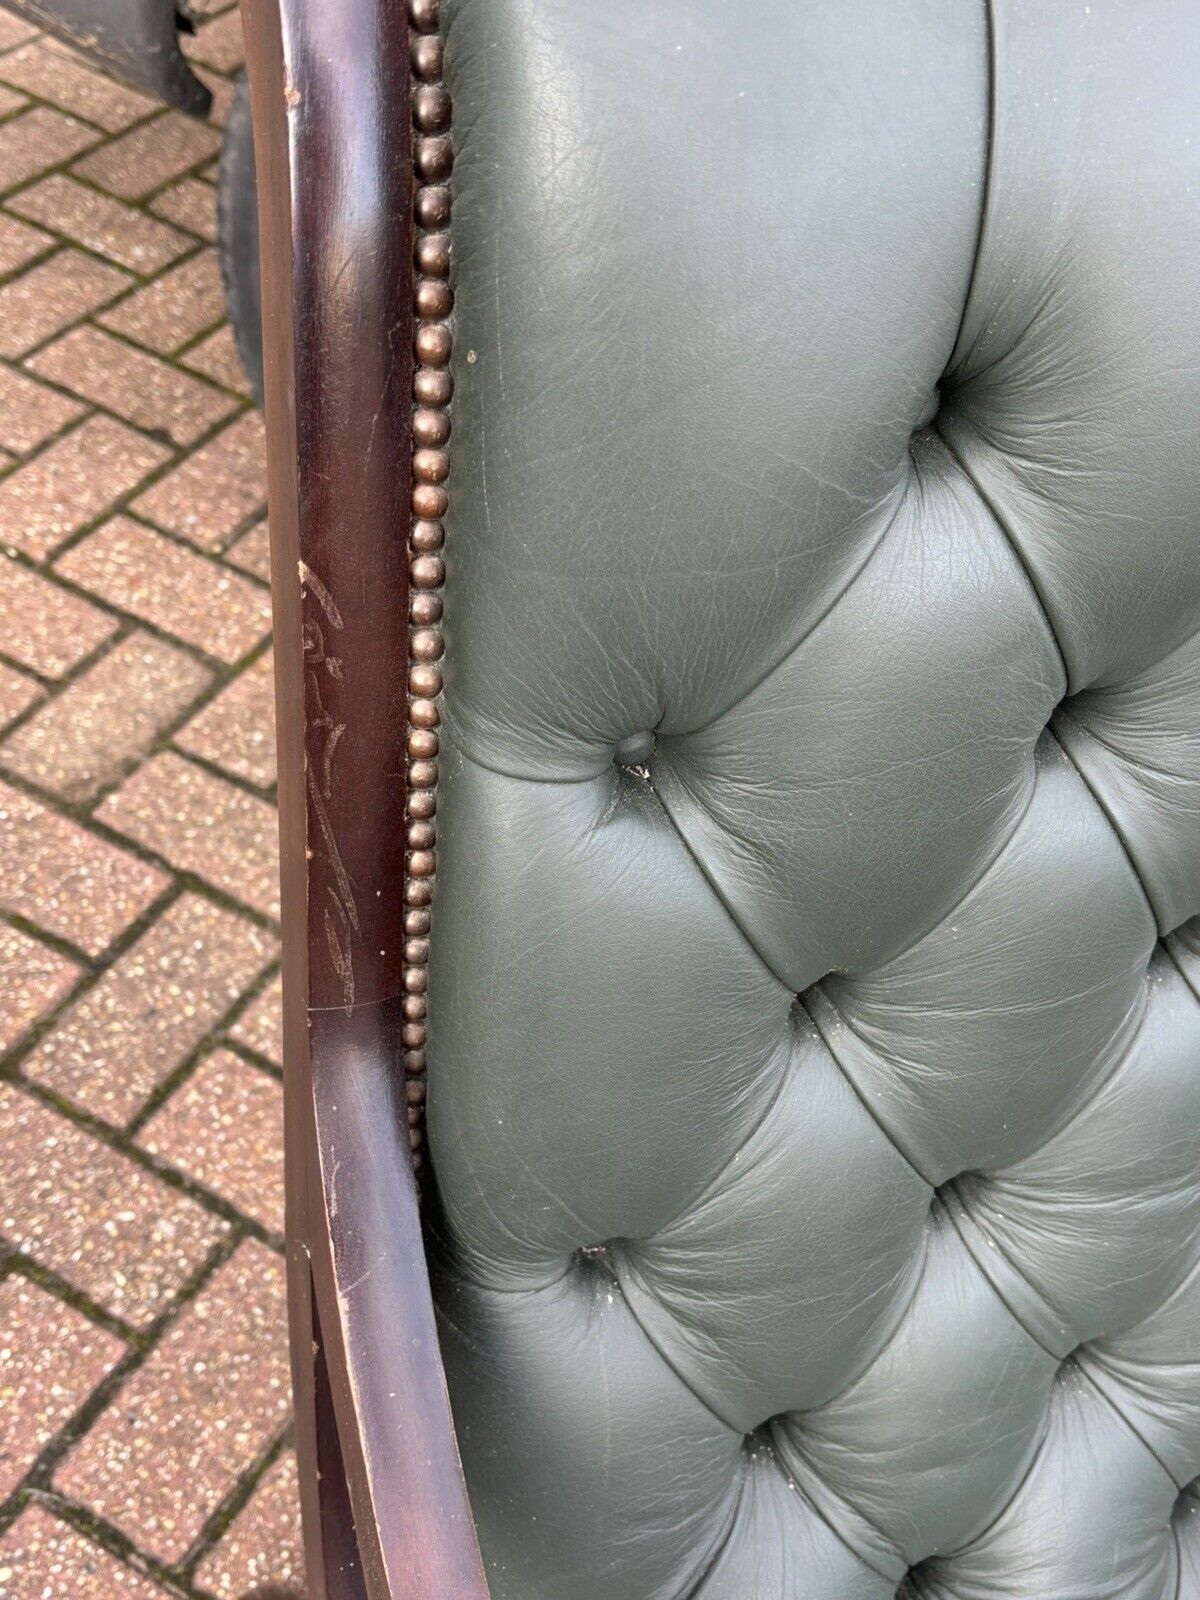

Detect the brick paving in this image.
[0,10,304,1596]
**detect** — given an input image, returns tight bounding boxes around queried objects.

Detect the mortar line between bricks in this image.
[122,960,286,1143]
[0,870,280,1094]
[0,879,282,1153]
[0,225,232,389]
[0,929,279,1135]
[0,1229,251,1589]
[0,100,222,209]
[3,547,270,693]
[221,1031,285,1085]
[0,1252,145,1346]
[1,170,209,279]
[121,504,270,571]
[3,1232,277,1592]
[0,903,110,974]
[14,1491,199,1600]
[0,118,220,261]
[0,409,268,577]
[0,605,136,697]
[0,352,249,478]
[4,1065,283,1250]
[14,321,246,403]
[0,760,280,940]
[17,1489,210,1600]
[0,1223,245,1492]
[0,228,55,287]
[18,313,241,409]
[178,1425,293,1581]
[0,626,277,816]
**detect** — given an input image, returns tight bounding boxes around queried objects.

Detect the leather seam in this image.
[1049,721,1164,933]
[1071,1351,1182,1492]
[675,480,910,737]
[766,1426,906,1586]
[801,990,935,1191]
[678,1464,749,1600]
[939,1189,1066,1363]
[607,1263,747,1436]
[1164,935,1200,1006]
[634,1032,795,1237]
[943,0,996,378]
[648,769,799,995]
[934,418,1071,696]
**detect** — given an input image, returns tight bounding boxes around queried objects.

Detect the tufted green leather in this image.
[425,2,1200,1595]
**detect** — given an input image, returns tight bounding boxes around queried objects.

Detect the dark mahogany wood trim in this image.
[238,0,489,1594]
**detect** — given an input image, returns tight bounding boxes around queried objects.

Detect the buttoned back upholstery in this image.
[425,3,1200,1595]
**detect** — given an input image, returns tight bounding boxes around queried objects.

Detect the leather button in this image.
[614,730,655,768]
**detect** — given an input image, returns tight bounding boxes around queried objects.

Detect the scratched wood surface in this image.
[239,0,490,1593]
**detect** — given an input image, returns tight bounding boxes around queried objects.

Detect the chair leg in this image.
[289,1244,368,1600]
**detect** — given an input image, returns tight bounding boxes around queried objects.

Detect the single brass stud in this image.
[411,34,443,80]
[411,518,445,552]
[405,937,431,964]
[407,789,437,821]
[409,661,443,698]
[410,627,445,663]
[408,0,439,31]
[410,697,441,729]
[415,277,454,319]
[415,322,452,366]
[409,759,439,789]
[411,553,446,588]
[416,233,451,276]
[412,483,448,519]
[413,407,450,447]
[413,447,450,485]
[408,851,437,882]
[414,84,451,131]
[416,136,453,182]
[405,1077,427,1104]
[415,367,452,406]
[403,1046,428,1072]
[415,186,451,228]
[411,591,443,626]
[408,729,440,763]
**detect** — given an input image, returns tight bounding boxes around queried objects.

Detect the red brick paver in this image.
[0,17,304,1594]
[139,1047,284,1235]
[0,630,211,800]
[196,1450,303,1599]
[57,1240,290,1563]
[27,891,276,1125]
[0,1277,125,1498]
[57,515,271,662]
[0,1508,172,1599]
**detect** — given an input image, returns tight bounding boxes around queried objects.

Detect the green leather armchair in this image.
[242,1,1200,1595]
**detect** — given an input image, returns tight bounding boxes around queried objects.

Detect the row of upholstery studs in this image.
[404,0,453,1174]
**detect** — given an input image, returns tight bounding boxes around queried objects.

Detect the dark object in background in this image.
[0,0,210,114]
[217,71,263,406]
[0,0,264,404]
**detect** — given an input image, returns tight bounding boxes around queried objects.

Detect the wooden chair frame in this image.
[239,1,488,1594]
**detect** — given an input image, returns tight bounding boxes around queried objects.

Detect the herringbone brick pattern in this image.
[0,6,303,1595]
